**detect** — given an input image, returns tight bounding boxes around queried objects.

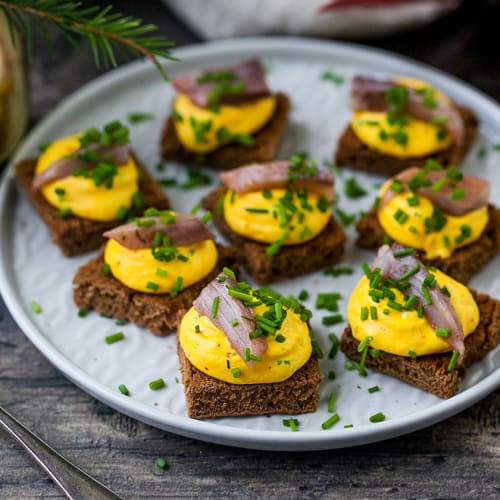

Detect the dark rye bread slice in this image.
[355,204,500,284]
[160,92,290,170]
[178,345,323,419]
[15,152,170,257]
[334,106,479,176]
[202,187,347,284]
[73,244,238,336]
[340,290,500,399]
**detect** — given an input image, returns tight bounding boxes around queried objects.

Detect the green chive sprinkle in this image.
[400,264,420,281]
[321,413,340,430]
[243,347,250,362]
[77,307,88,318]
[230,319,239,327]
[360,307,369,321]
[146,281,160,291]
[223,267,236,280]
[283,418,299,432]
[328,334,340,360]
[361,262,372,279]
[369,306,378,320]
[422,285,432,305]
[309,330,324,359]
[344,424,354,428]
[327,392,336,413]
[115,320,127,326]
[328,371,336,380]
[452,188,465,200]
[118,384,129,396]
[211,296,220,318]
[298,289,309,301]
[194,324,201,334]
[156,268,168,277]
[105,332,124,344]
[404,295,418,310]
[245,207,269,214]
[369,412,386,423]
[387,300,403,311]
[149,378,166,390]
[408,350,417,359]
[447,351,460,372]
[435,327,451,338]
[231,367,241,378]
[431,177,447,193]
[357,336,373,353]
[115,205,129,221]
[29,301,42,314]
[155,457,168,469]
[394,208,408,224]
[102,263,111,277]
[368,385,380,394]
[322,314,343,326]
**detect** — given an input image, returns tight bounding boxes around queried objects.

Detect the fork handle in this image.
[0,405,122,500]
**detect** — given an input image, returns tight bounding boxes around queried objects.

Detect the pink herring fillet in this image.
[193,275,267,364]
[371,244,465,357]
[220,161,335,201]
[32,144,130,190]
[103,215,214,249]
[380,166,490,216]
[172,59,270,108]
[350,75,465,145]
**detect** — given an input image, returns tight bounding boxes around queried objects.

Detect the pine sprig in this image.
[0,1,176,79]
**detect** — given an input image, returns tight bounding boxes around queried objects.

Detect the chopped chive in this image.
[370,348,380,358]
[149,378,166,390]
[57,207,72,218]
[115,319,127,326]
[243,347,250,362]
[231,367,241,378]
[146,281,160,291]
[361,262,372,279]
[327,392,336,413]
[322,314,343,326]
[452,188,465,200]
[283,418,299,431]
[321,71,344,85]
[230,318,239,327]
[328,334,340,359]
[155,457,168,469]
[29,300,42,314]
[118,384,129,396]
[394,208,408,224]
[265,232,288,257]
[298,289,309,301]
[431,177,447,193]
[222,267,236,280]
[387,300,403,311]
[404,295,418,310]
[400,264,420,281]
[211,296,220,318]
[435,328,451,338]
[275,334,286,343]
[321,413,340,430]
[373,196,381,210]
[328,370,336,380]
[201,211,212,224]
[127,111,154,123]
[369,306,378,320]
[357,336,373,353]
[447,351,460,372]
[408,350,417,359]
[443,234,451,248]
[422,285,432,305]
[156,268,167,277]
[77,307,88,318]
[261,189,272,199]
[194,324,201,334]
[390,179,405,193]
[344,424,354,428]
[105,332,124,344]
[417,303,423,318]
[442,285,451,298]
[407,195,419,207]
[245,207,269,214]
[369,412,386,423]
[360,306,369,321]
[368,385,380,393]
[115,205,129,221]
[102,263,111,277]
[309,330,324,359]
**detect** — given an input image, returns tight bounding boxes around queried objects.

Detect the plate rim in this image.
[1,36,499,451]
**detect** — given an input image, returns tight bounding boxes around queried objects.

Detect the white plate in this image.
[1,38,499,451]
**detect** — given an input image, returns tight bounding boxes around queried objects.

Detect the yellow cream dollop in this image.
[377,180,488,259]
[172,93,276,153]
[179,305,312,384]
[223,188,330,245]
[36,134,139,221]
[351,77,452,158]
[104,238,218,294]
[348,269,479,357]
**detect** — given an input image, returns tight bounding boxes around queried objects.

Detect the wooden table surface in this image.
[1,1,499,498]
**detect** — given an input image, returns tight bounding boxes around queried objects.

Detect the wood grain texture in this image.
[1,0,500,498]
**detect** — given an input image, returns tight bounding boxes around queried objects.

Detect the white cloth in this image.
[163,0,461,39]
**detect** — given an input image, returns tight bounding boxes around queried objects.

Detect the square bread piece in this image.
[340,290,500,399]
[202,188,347,284]
[178,345,323,419]
[73,245,238,336]
[334,106,479,177]
[160,92,290,170]
[15,152,170,257]
[355,204,500,285]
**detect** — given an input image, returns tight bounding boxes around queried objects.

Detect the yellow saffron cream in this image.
[104,238,218,294]
[223,188,330,245]
[377,180,488,259]
[348,269,479,357]
[351,77,452,159]
[179,305,312,384]
[36,134,139,221]
[172,93,276,153]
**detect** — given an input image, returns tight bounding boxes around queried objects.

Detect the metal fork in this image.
[0,405,122,499]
